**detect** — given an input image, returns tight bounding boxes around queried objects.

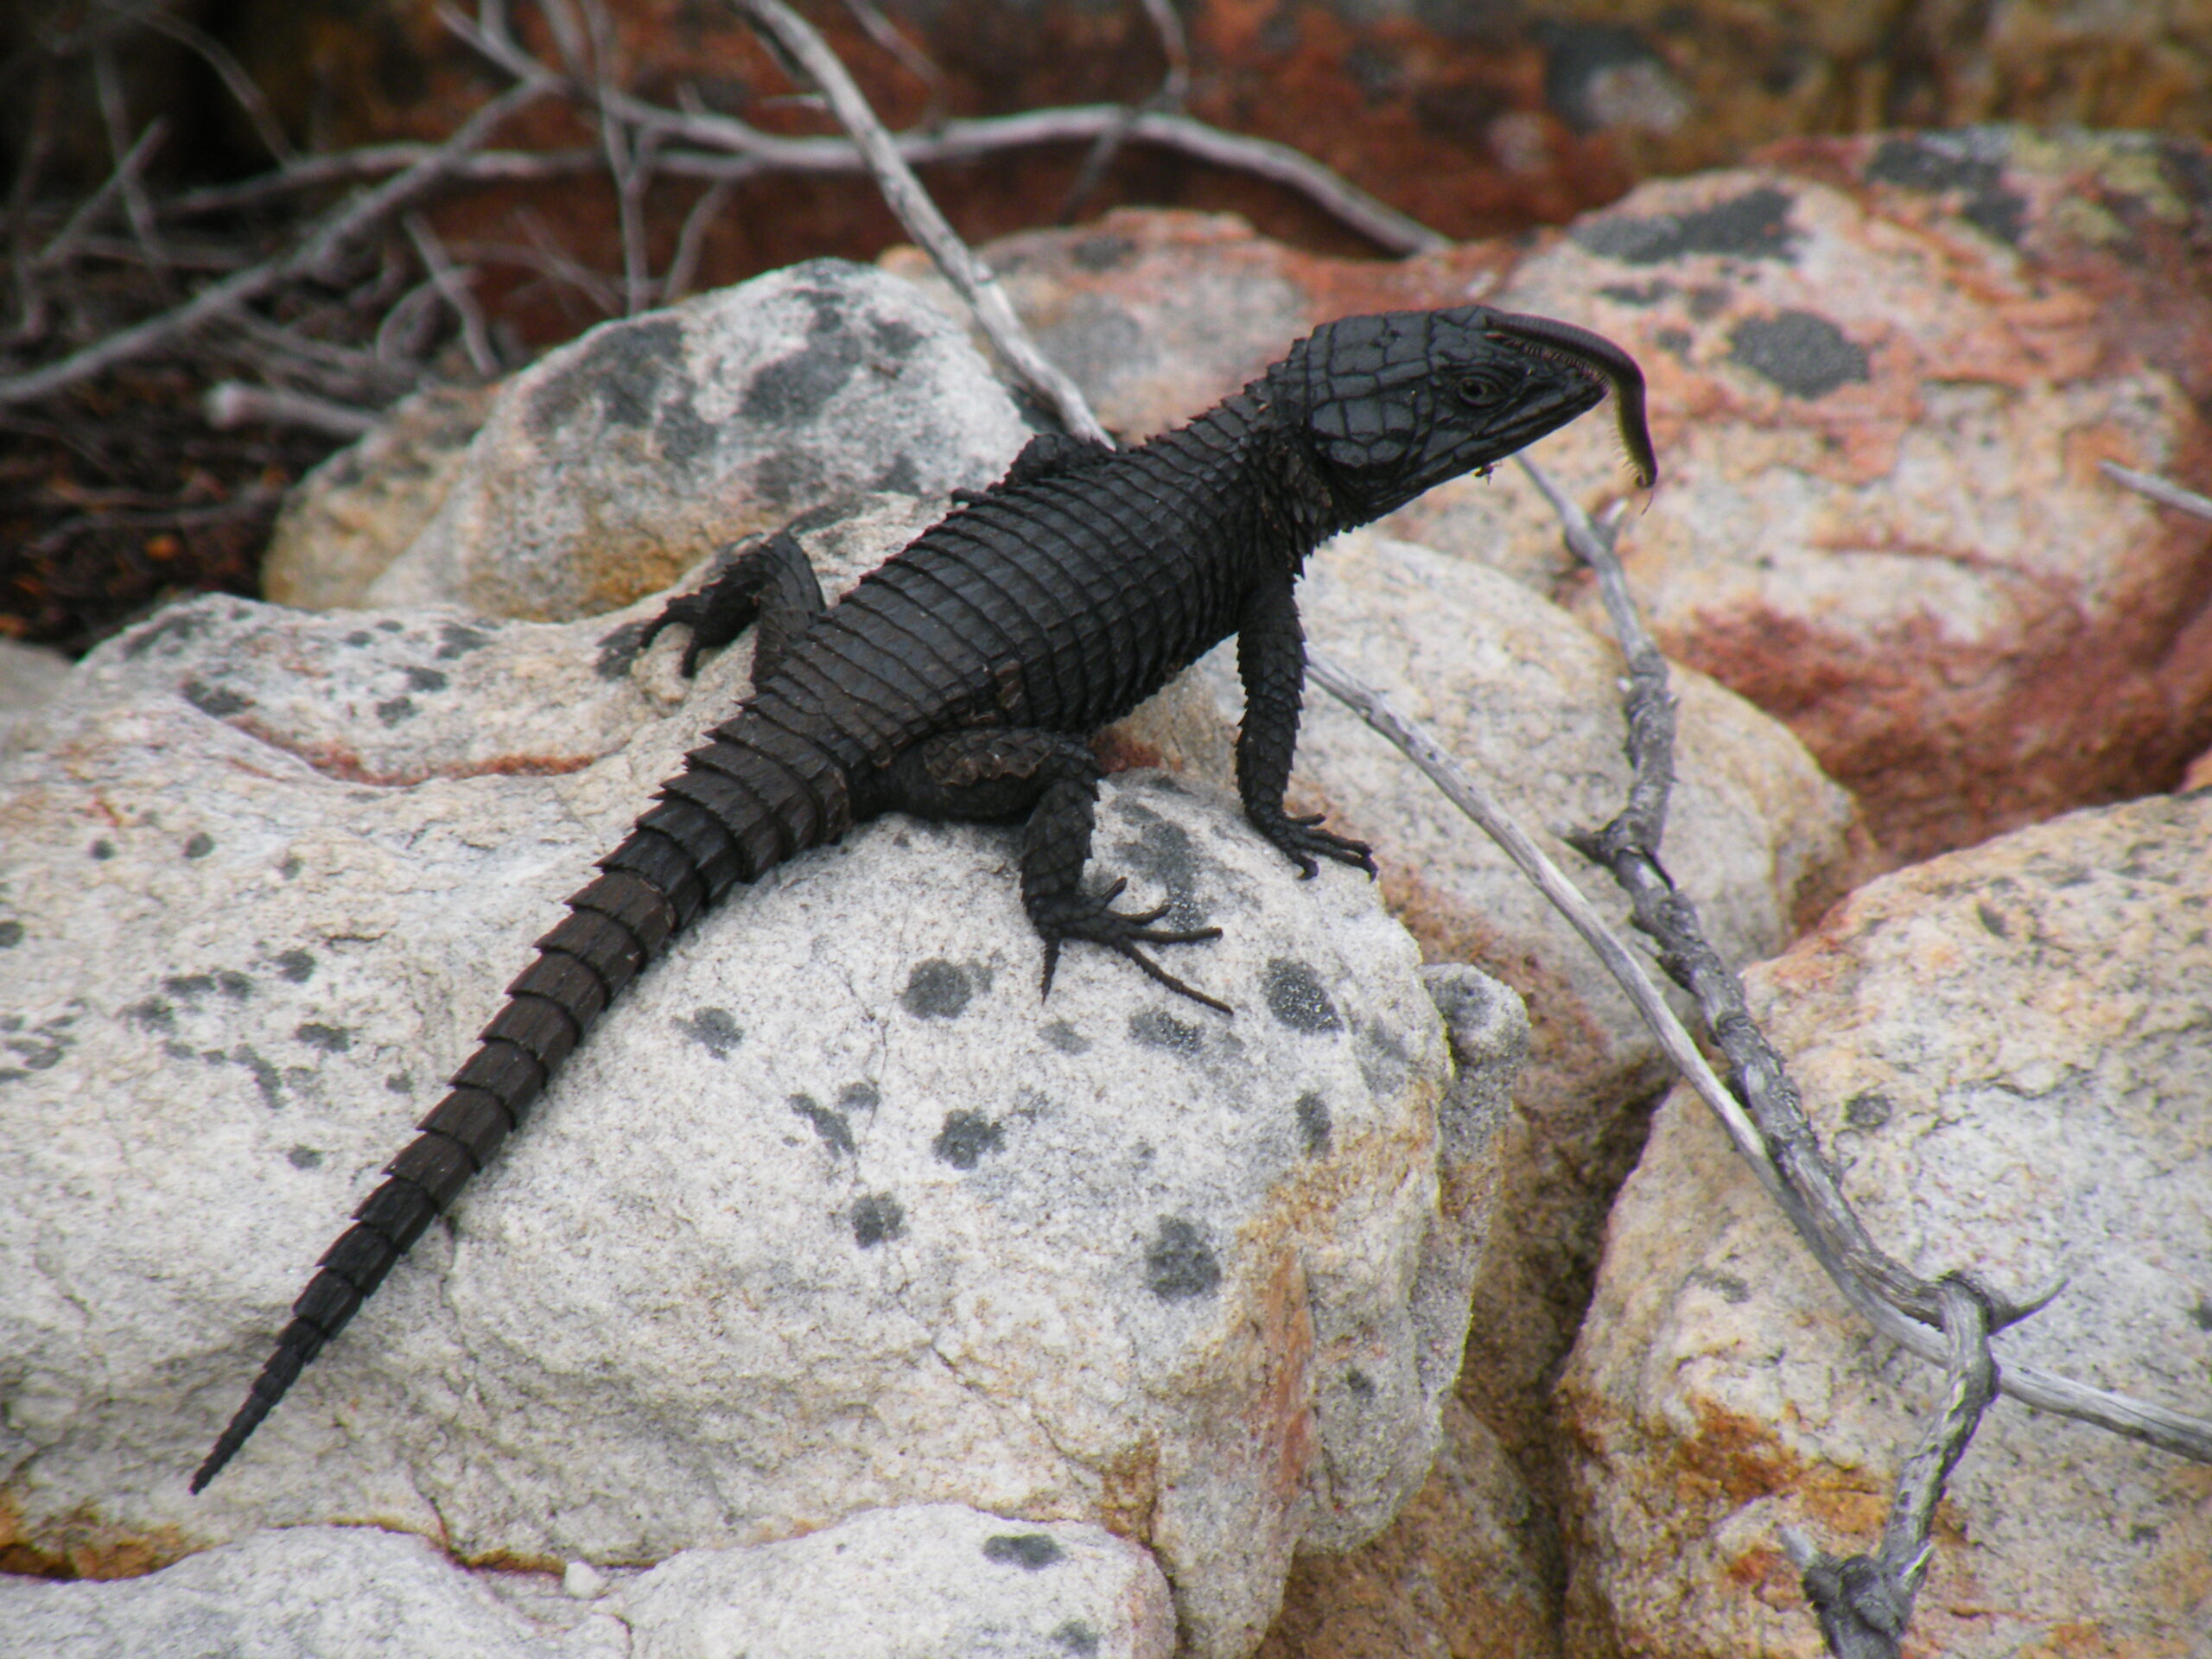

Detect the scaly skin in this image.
[193,304,1654,1492]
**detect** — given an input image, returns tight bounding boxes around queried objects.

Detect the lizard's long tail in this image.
[192,714,845,1492]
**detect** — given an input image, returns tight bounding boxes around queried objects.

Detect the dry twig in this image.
[31,119,168,278]
[404,214,499,377]
[166,147,606,218]
[0,73,557,409]
[6,61,61,342]
[575,0,659,315]
[662,178,739,304]
[1058,0,1192,222]
[215,310,406,404]
[1783,1278,1999,1659]
[1511,456,2211,1460]
[731,0,1113,444]
[442,0,1445,256]
[203,381,379,438]
[93,44,164,265]
[2102,459,2212,524]
[838,0,947,126]
[140,4,298,166]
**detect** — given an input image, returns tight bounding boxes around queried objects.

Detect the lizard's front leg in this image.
[877,729,1229,1013]
[641,529,827,678]
[1235,576,1376,879]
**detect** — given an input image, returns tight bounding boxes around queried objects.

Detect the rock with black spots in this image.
[0,541,1523,1658]
[353,259,1031,621]
[0,1506,1175,1658]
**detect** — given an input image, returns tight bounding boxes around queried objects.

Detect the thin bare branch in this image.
[575,0,657,315]
[1138,0,1192,109]
[8,62,61,341]
[33,119,168,275]
[662,178,737,303]
[141,5,298,164]
[373,278,446,367]
[204,380,380,438]
[404,214,500,376]
[168,148,605,218]
[94,42,164,264]
[2101,459,2212,524]
[215,310,409,402]
[618,131,663,315]
[1783,1278,1999,1659]
[533,0,592,79]
[1057,0,1191,221]
[442,0,1444,256]
[448,215,622,320]
[67,232,253,272]
[0,74,556,408]
[1507,457,2212,1464]
[733,0,1113,443]
[1056,126,1132,226]
[839,0,947,125]
[1514,457,1674,860]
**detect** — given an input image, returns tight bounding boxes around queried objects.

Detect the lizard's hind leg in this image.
[640,531,827,678]
[880,729,1229,1014]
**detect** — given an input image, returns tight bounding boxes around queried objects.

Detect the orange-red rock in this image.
[1514,129,2212,860]
[1258,1399,1560,1659]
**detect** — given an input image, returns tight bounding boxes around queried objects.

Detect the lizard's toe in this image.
[1262,812,1376,880]
[1033,887,1228,1013]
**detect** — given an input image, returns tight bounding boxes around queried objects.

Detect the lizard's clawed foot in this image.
[639,545,775,676]
[1035,879,1229,1014]
[639,589,748,677]
[1260,812,1376,880]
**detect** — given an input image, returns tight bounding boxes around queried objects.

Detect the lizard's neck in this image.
[1159,387,1342,576]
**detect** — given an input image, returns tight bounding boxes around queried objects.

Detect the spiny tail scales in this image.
[191,722,836,1492]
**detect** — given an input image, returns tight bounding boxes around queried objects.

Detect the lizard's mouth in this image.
[1482,311,1658,490]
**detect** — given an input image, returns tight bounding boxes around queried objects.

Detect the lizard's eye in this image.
[1456,370,1512,408]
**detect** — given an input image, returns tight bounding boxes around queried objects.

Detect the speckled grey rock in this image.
[261,382,499,612]
[0,1528,626,1658]
[359,260,1032,621]
[0,1507,1174,1659]
[0,543,1517,1657]
[1560,790,2212,1656]
[612,1504,1175,1659]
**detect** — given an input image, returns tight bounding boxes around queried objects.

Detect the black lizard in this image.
[193,303,1654,1492]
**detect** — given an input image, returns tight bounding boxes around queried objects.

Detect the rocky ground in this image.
[3,125,2209,1659]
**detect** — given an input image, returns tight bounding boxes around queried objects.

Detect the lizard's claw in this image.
[640,588,749,677]
[640,541,780,676]
[1262,812,1376,880]
[1035,879,1229,1014]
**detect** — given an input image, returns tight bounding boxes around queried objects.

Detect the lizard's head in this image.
[1267,306,1656,524]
